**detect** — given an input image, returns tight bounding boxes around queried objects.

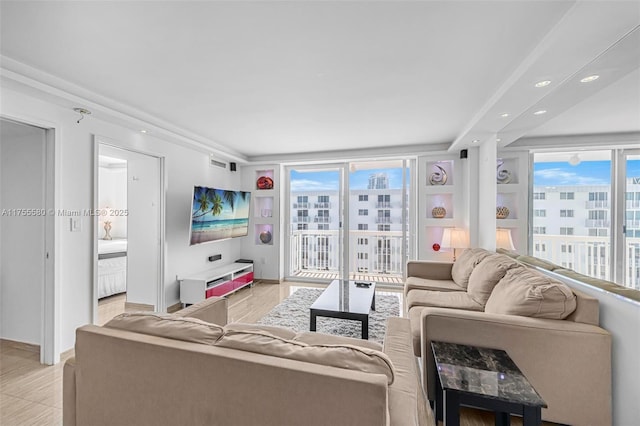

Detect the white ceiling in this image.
[1,1,639,161]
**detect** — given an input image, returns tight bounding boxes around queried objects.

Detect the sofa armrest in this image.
[174,296,228,325]
[420,307,611,426]
[63,357,76,426]
[407,261,453,281]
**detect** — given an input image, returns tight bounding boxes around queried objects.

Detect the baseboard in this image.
[257,279,282,284]
[124,302,154,312]
[166,301,183,313]
[0,338,40,353]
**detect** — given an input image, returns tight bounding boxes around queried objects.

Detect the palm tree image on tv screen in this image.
[190,186,251,245]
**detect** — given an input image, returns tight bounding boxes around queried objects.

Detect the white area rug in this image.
[257,288,400,343]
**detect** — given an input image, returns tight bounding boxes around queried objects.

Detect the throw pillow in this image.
[451,248,493,289]
[485,268,577,319]
[466,254,522,306]
[105,312,224,345]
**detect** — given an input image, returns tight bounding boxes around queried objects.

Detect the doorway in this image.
[94,142,165,324]
[286,160,411,285]
[0,118,57,364]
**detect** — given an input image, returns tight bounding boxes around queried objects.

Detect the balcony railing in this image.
[532,235,640,290]
[376,202,392,208]
[293,216,310,223]
[375,217,392,224]
[314,216,330,223]
[627,200,640,209]
[314,202,331,208]
[585,200,609,209]
[289,230,405,285]
[585,219,610,228]
[293,203,310,209]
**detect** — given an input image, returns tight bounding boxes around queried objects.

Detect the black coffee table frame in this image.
[309,280,376,339]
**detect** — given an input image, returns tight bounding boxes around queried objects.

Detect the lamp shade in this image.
[440,228,469,249]
[496,228,515,250]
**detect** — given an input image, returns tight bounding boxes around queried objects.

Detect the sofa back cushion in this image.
[105,312,224,345]
[451,248,493,289]
[216,329,395,384]
[485,267,577,319]
[467,254,522,306]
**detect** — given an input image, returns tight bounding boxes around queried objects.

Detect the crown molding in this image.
[1,55,248,163]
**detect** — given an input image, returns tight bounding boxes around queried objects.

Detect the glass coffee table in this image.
[309,280,376,339]
[431,342,547,426]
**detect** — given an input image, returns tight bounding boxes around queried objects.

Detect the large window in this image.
[533,150,640,289]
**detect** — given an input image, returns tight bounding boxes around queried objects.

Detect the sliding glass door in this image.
[286,160,411,286]
[623,151,640,289]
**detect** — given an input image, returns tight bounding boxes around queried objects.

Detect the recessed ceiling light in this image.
[534,80,551,88]
[500,113,510,118]
[533,110,547,115]
[472,139,480,144]
[140,130,148,133]
[496,138,501,142]
[580,75,600,83]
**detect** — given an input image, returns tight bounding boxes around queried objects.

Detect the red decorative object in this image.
[432,243,441,252]
[257,176,274,190]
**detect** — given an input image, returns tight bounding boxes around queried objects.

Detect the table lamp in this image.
[440,228,469,261]
[496,228,515,251]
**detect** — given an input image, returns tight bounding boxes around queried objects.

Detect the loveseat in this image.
[405,248,612,426]
[63,296,433,426]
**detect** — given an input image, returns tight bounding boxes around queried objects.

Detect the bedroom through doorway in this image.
[95,143,163,325]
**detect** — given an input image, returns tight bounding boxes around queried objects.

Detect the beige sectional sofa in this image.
[63,296,433,426]
[405,248,612,426]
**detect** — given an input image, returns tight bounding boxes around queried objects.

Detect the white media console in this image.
[179,262,254,305]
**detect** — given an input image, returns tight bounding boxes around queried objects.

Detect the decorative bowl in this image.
[432,206,447,218]
[259,230,272,244]
[257,176,274,190]
[496,206,510,219]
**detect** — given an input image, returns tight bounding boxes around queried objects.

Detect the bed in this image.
[98,239,127,299]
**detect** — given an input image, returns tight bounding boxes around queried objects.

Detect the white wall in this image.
[0,119,45,344]
[1,88,245,353]
[98,163,127,239]
[478,138,497,250]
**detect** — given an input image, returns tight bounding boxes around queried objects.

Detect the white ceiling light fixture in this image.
[568,153,581,166]
[533,110,547,115]
[140,129,148,133]
[472,139,480,144]
[73,107,91,124]
[500,113,510,118]
[534,80,552,88]
[580,75,600,83]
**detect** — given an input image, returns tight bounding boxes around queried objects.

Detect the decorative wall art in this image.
[496,159,512,184]
[429,164,448,185]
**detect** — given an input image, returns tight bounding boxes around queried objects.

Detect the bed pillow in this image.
[216,329,395,384]
[105,312,224,345]
[486,268,577,319]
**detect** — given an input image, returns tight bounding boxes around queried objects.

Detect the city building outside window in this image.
[534,209,546,217]
[358,195,368,202]
[533,226,546,234]
[560,192,575,200]
[358,209,368,216]
[560,227,574,235]
[533,192,546,200]
[560,209,574,217]
[358,224,368,231]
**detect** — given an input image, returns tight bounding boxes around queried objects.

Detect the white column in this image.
[477,136,498,250]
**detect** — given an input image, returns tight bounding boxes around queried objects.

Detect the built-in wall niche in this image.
[424,226,453,261]
[425,160,454,186]
[426,193,454,219]
[497,157,519,185]
[255,224,274,246]
[254,196,274,218]
[496,193,518,220]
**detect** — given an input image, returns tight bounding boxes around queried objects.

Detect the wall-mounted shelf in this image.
[179,262,254,305]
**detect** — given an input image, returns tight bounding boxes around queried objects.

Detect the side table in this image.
[431,341,547,426]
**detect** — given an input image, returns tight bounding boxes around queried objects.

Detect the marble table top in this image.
[431,341,547,408]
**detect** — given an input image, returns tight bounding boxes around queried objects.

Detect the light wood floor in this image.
[1,281,549,426]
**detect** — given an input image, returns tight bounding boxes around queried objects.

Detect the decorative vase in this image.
[432,206,447,218]
[496,206,510,219]
[496,160,512,184]
[259,230,272,244]
[257,176,274,190]
[429,165,448,185]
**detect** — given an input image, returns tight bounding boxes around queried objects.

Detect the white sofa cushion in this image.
[467,254,522,306]
[105,312,224,345]
[486,267,577,319]
[451,248,493,289]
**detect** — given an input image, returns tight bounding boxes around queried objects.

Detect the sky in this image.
[290,168,407,191]
[534,159,640,186]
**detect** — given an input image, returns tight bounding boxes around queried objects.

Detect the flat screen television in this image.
[189,186,251,245]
